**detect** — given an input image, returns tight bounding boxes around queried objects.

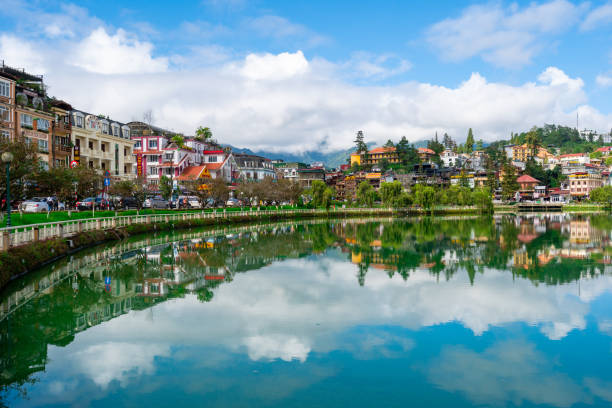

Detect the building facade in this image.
[234,154,276,181]
[71,110,135,179]
[569,173,603,199]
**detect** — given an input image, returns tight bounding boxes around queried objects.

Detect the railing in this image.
[0,208,396,251]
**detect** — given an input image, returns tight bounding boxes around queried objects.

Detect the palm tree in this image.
[195,126,213,142]
[525,127,542,158]
[171,134,185,149]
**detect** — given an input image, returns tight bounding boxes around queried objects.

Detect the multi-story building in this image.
[417,147,436,162]
[297,168,326,187]
[71,110,135,179]
[441,150,461,167]
[1,63,54,169]
[234,154,276,181]
[0,70,15,141]
[361,146,400,167]
[274,162,308,180]
[569,173,602,199]
[558,153,590,166]
[49,99,73,168]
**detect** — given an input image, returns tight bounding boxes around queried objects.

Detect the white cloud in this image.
[0,34,47,74]
[596,73,612,87]
[427,0,584,68]
[342,52,412,80]
[70,28,169,74]
[240,51,309,80]
[581,2,612,30]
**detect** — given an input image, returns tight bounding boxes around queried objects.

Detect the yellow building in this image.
[512,144,553,162]
[71,110,135,179]
[352,146,400,167]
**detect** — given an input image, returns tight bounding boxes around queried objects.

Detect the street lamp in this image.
[2,151,14,227]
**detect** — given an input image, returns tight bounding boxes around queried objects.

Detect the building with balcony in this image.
[70,110,135,179]
[49,99,73,168]
[569,173,603,199]
[0,63,54,169]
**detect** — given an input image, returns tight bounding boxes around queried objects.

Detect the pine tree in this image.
[466,128,475,153]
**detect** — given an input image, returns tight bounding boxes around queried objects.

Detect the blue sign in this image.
[104,178,110,187]
[104,276,111,285]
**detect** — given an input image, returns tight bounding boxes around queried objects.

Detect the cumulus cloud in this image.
[0,34,47,74]
[71,28,169,74]
[426,0,585,68]
[240,51,310,80]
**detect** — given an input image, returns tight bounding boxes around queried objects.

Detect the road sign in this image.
[70,160,78,168]
[104,276,111,285]
[104,178,111,187]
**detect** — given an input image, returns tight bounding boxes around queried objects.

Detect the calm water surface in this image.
[2,215,612,407]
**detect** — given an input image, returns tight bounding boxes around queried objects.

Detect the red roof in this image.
[203,150,224,154]
[368,146,396,154]
[205,162,224,170]
[596,147,612,152]
[517,174,540,183]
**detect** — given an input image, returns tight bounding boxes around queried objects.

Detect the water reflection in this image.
[2,215,612,407]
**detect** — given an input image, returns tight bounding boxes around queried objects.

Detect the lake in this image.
[2,214,612,407]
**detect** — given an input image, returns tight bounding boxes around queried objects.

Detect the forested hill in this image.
[488,125,611,154]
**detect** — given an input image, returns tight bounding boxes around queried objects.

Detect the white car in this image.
[21,197,50,213]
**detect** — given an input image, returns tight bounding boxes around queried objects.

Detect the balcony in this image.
[53,121,71,134]
[54,144,72,153]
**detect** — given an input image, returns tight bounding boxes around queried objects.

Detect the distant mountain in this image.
[227,140,430,168]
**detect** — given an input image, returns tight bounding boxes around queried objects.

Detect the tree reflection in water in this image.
[1,213,612,404]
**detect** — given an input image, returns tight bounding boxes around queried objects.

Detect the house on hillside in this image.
[517,174,540,201]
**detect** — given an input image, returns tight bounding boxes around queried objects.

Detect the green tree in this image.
[0,136,40,203]
[476,139,484,151]
[207,177,229,206]
[396,136,419,167]
[195,126,213,142]
[354,130,368,154]
[356,181,376,207]
[473,187,493,214]
[384,139,395,148]
[501,163,519,201]
[310,180,328,207]
[589,186,612,208]
[465,128,475,153]
[159,175,173,200]
[413,184,436,214]
[171,134,185,148]
[110,179,135,198]
[379,181,403,207]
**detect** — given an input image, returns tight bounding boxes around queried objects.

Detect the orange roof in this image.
[368,146,396,154]
[517,174,540,183]
[596,147,612,152]
[176,165,207,181]
[418,147,436,155]
[205,162,224,170]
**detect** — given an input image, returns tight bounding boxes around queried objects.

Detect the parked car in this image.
[117,196,139,210]
[143,196,169,209]
[94,197,114,210]
[21,197,50,213]
[76,197,96,211]
[186,196,202,208]
[226,198,241,207]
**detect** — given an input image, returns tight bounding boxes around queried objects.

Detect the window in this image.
[0,105,9,121]
[148,139,157,149]
[102,123,109,134]
[39,160,49,171]
[0,80,9,98]
[208,156,217,163]
[1,130,9,139]
[101,144,106,152]
[20,113,33,128]
[37,139,48,153]
[134,141,141,149]
[148,155,158,163]
[37,118,49,131]
[124,129,129,138]
[165,153,173,161]
[113,126,118,136]
[76,116,83,127]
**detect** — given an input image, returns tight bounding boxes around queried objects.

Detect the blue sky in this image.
[1,0,612,152]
